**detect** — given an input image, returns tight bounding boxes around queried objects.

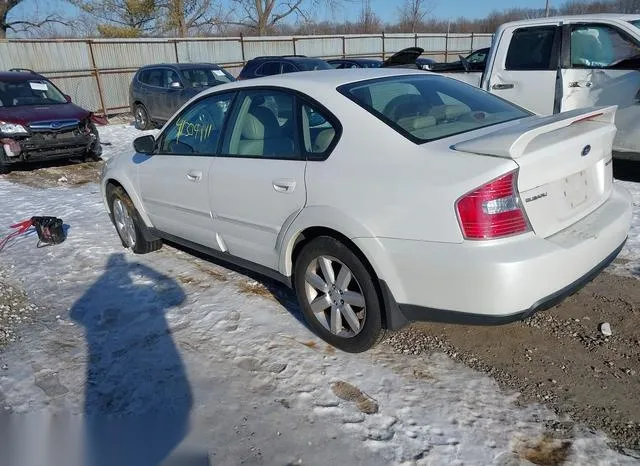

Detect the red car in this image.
[0,69,102,174]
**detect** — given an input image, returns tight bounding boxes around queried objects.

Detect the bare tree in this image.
[1,0,70,38]
[397,0,434,33]
[67,0,158,37]
[160,0,229,36]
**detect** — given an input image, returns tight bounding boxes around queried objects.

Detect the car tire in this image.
[293,236,385,353]
[134,104,152,130]
[107,185,161,254]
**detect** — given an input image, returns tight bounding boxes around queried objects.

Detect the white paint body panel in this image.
[101,68,632,319]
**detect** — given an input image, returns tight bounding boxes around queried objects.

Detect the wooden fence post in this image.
[173,39,180,62]
[87,40,107,119]
[470,32,475,53]
[342,35,346,58]
[444,32,449,63]
[381,31,385,60]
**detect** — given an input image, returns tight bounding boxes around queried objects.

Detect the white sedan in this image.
[100,68,632,352]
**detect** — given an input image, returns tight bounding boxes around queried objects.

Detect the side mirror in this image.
[169,81,183,89]
[133,135,155,154]
[64,94,72,102]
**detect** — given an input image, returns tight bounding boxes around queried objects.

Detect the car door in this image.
[560,22,640,154]
[137,92,235,249]
[487,25,561,115]
[209,88,306,269]
[142,67,166,121]
[163,68,186,121]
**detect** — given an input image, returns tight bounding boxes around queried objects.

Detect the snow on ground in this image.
[0,123,637,465]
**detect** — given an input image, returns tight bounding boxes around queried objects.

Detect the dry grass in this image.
[5,160,103,188]
[516,435,572,466]
[237,281,275,300]
[331,380,379,414]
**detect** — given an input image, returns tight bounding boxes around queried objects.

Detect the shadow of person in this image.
[70,252,193,466]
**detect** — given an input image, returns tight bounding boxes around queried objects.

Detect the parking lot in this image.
[0,122,638,465]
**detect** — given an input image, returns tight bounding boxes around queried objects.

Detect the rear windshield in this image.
[0,79,67,107]
[180,67,234,88]
[338,75,530,143]
[295,59,333,71]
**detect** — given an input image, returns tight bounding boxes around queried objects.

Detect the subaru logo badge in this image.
[581,145,591,157]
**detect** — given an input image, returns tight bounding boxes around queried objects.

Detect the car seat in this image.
[237,106,294,157]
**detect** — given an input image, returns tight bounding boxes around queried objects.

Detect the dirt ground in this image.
[385,269,640,455]
[4,157,103,188]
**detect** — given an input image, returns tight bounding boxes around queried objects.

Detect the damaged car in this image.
[0,69,102,174]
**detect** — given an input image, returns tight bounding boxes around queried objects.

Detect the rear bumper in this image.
[355,184,632,323]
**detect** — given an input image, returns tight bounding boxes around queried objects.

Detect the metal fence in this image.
[0,32,492,117]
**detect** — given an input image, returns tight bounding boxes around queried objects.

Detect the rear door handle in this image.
[492,83,514,90]
[186,170,202,182]
[273,180,296,193]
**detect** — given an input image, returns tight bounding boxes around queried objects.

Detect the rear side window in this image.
[571,24,640,69]
[338,75,530,143]
[301,103,337,156]
[257,62,281,76]
[505,26,558,70]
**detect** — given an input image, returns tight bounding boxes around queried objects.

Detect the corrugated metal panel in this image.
[472,34,493,49]
[92,41,176,69]
[417,34,447,53]
[0,41,91,72]
[177,39,243,65]
[447,33,473,53]
[242,38,294,60]
[46,73,101,112]
[345,35,382,56]
[294,37,342,57]
[100,71,136,111]
[384,34,416,54]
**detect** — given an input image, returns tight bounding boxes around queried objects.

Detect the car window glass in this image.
[505,26,557,70]
[146,69,164,87]
[301,103,337,155]
[139,70,150,84]
[181,68,233,87]
[281,62,297,73]
[166,70,181,87]
[0,79,67,107]
[571,25,640,68]
[160,93,234,155]
[341,75,529,143]
[223,90,299,159]
[257,62,281,76]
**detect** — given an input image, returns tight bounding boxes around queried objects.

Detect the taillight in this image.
[456,170,530,240]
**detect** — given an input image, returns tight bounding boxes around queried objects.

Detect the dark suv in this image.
[0,69,101,174]
[130,63,235,130]
[237,55,332,80]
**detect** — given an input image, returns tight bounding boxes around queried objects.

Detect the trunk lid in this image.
[452,106,617,238]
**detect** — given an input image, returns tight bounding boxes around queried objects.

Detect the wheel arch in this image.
[103,177,153,228]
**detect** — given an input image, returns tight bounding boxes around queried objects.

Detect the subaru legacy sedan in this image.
[102,69,631,353]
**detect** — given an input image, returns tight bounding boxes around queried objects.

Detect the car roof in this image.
[501,13,640,28]
[200,68,428,95]
[329,58,381,62]
[138,63,223,71]
[0,71,46,82]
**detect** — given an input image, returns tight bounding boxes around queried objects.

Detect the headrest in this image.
[242,106,280,140]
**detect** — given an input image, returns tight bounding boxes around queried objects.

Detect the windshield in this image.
[296,59,333,71]
[0,79,67,107]
[338,75,530,143]
[180,67,234,88]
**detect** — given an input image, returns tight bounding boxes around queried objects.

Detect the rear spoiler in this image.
[451,106,617,159]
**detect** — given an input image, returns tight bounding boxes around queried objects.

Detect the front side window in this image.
[160,93,234,155]
[571,24,640,69]
[222,90,299,159]
[295,59,333,71]
[145,69,164,87]
[505,26,558,70]
[0,79,67,107]
[339,75,530,143]
[301,103,337,156]
[181,67,234,88]
[166,70,182,87]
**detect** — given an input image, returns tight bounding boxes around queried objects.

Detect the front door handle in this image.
[273,180,296,193]
[492,83,515,90]
[186,170,203,182]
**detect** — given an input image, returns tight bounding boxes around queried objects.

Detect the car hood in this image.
[0,103,91,126]
[382,47,424,68]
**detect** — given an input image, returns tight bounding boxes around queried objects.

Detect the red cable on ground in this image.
[0,219,33,253]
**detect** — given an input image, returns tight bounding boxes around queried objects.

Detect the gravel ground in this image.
[384,268,640,458]
[0,268,36,349]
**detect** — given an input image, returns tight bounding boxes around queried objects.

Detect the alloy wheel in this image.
[113,198,136,248]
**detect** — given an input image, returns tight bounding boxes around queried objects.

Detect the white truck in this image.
[390,14,640,160]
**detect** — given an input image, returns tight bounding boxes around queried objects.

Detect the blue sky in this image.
[14,0,554,25]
